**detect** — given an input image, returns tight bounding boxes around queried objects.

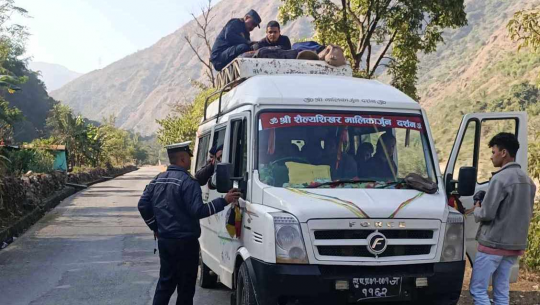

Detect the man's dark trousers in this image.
[153,238,199,305]
[212,44,251,71]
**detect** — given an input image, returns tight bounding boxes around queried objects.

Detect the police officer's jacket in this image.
[211,18,251,61]
[138,165,228,239]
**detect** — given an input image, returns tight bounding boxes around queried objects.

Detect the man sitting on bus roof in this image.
[253,21,291,51]
[210,10,262,71]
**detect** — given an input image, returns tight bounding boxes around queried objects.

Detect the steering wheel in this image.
[270,156,310,166]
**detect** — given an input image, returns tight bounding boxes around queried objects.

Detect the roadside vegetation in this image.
[0,1,155,178]
[507,7,540,271]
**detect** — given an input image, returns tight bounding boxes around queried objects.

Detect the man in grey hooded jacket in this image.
[469,132,536,305]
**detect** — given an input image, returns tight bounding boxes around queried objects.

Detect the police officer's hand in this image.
[224,188,242,204]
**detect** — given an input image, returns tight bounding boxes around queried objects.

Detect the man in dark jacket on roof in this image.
[210,9,262,71]
[253,21,292,51]
[138,141,241,305]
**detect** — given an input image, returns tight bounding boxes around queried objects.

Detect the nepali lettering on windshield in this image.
[257,112,436,189]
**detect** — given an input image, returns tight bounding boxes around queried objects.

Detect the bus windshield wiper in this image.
[306,179,378,189]
[378,179,406,189]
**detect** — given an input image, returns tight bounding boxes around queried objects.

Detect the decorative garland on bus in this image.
[286,188,425,219]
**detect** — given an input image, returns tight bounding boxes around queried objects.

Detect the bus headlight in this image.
[272,213,308,264]
[441,213,464,262]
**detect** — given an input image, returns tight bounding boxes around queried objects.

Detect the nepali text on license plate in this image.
[352,277,402,301]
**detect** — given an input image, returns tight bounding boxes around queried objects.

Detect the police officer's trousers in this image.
[153,238,199,305]
[212,44,251,71]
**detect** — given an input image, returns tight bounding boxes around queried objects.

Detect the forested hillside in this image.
[422,0,540,163]
[5,70,55,142]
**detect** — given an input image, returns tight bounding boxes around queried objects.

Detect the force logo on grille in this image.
[366,232,388,255]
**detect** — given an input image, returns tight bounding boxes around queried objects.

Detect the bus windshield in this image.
[257,112,436,189]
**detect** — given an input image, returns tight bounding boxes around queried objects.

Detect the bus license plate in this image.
[352,277,402,301]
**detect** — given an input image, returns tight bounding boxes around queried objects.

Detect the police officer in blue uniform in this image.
[210,9,262,71]
[138,141,241,305]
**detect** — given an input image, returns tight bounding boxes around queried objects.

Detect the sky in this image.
[15,0,222,73]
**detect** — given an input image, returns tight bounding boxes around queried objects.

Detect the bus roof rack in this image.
[215,58,353,89]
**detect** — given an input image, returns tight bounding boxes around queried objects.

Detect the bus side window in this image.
[196,134,211,171]
[229,119,248,177]
[213,128,226,150]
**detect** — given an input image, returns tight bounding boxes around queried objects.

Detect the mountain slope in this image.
[50,0,312,135]
[29,62,82,92]
[421,0,540,164]
[50,0,539,139]
[418,0,540,108]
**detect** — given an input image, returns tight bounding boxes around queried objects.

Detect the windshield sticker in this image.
[260,113,423,131]
[303,97,387,105]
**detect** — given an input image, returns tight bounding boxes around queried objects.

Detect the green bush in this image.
[4,148,55,175]
[524,201,540,270]
[5,149,34,175]
[28,148,55,174]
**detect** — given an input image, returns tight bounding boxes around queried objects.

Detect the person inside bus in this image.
[210,10,262,71]
[274,140,301,163]
[195,145,223,189]
[252,21,292,50]
[303,139,324,165]
[321,137,357,180]
[365,132,397,181]
[356,142,374,177]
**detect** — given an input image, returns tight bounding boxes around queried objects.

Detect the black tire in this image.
[199,253,218,288]
[236,262,257,305]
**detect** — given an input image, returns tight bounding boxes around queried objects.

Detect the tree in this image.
[184,0,217,88]
[507,10,540,177]
[46,103,89,168]
[508,8,540,87]
[279,0,467,100]
[98,116,135,167]
[45,106,148,169]
[0,0,29,67]
[0,98,20,142]
[508,9,540,53]
[156,88,215,147]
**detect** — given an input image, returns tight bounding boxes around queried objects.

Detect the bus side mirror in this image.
[216,163,233,193]
[457,167,477,197]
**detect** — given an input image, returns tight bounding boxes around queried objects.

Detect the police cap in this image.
[165,141,193,156]
[246,9,262,28]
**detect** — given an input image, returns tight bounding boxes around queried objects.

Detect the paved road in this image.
[4,167,536,305]
[0,167,230,305]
